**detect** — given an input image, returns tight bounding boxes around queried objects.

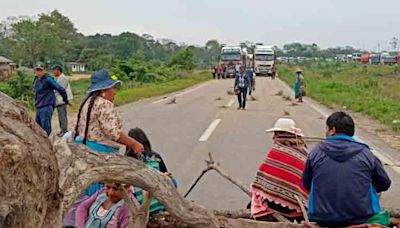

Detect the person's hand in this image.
[130,142,144,155]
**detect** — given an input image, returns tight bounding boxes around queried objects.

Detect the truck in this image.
[360,53,371,64]
[381,52,397,65]
[220,46,246,78]
[352,53,362,63]
[253,45,275,76]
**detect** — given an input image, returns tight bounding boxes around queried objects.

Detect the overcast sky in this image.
[1,0,399,51]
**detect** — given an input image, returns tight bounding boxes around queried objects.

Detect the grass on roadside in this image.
[278,63,400,132]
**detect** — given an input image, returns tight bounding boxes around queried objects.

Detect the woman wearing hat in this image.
[294,68,305,102]
[63,70,144,227]
[74,70,144,194]
[250,118,309,221]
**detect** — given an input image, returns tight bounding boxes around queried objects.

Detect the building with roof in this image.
[0,56,16,81]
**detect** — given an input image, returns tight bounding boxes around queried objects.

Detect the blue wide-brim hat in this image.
[87,69,122,94]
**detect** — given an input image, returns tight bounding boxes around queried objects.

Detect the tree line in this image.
[1,9,382,71]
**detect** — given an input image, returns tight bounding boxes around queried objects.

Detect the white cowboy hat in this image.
[265,118,304,137]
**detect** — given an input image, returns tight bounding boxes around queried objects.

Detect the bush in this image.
[5,70,35,108]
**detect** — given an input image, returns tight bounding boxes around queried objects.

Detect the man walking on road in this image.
[52,64,73,137]
[34,63,69,136]
[234,66,250,110]
[302,111,391,227]
[246,67,255,95]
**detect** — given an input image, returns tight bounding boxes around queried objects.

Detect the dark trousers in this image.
[237,87,248,109]
[35,105,54,136]
[56,104,68,133]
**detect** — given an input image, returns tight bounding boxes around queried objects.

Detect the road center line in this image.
[199,119,222,142]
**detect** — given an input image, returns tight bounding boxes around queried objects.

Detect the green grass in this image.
[69,71,210,111]
[278,63,400,132]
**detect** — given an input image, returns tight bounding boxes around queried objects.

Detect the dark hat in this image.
[87,69,122,94]
[34,63,45,70]
[51,64,63,72]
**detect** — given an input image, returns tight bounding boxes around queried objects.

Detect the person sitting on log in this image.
[62,70,144,227]
[75,183,140,228]
[126,127,177,214]
[250,118,309,221]
[302,112,392,227]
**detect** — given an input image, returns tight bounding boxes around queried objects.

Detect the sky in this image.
[1,0,399,51]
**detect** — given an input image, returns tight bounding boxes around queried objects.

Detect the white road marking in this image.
[277,78,400,174]
[224,99,235,108]
[199,119,222,142]
[151,83,208,104]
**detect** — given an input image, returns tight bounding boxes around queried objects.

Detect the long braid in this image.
[83,92,100,145]
[74,94,93,139]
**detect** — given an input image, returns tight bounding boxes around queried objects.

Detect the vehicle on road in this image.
[397,52,400,65]
[253,45,275,76]
[370,53,381,64]
[381,52,397,65]
[352,53,362,63]
[360,53,371,64]
[220,46,247,78]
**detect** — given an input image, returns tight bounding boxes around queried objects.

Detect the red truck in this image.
[360,53,371,64]
[397,52,400,65]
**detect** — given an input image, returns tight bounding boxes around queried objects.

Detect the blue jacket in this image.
[34,74,68,108]
[234,73,250,89]
[302,135,391,225]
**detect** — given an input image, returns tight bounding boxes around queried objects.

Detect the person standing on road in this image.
[302,112,391,227]
[294,68,305,102]
[33,63,69,136]
[251,118,309,221]
[211,66,216,79]
[246,67,256,96]
[52,64,73,137]
[216,64,222,80]
[271,64,277,80]
[234,66,250,110]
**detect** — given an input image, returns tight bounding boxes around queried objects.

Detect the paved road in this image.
[118,77,400,210]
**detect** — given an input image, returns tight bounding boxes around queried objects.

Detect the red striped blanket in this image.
[251,138,309,219]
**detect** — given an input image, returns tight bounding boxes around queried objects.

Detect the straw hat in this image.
[265,118,304,137]
[295,67,302,73]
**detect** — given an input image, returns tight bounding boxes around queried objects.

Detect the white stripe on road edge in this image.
[224,99,235,108]
[152,83,208,104]
[199,119,222,142]
[276,78,400,174]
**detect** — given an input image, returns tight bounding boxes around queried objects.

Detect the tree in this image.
[390,37,399,51]
[169,46,196,70]
[5,10,78,66]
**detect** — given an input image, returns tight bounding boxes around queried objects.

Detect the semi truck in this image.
[220,46,247,78]
[253,45,275,76]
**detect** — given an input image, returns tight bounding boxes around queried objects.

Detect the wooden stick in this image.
[206,153,251,197]
[295,195,309,223]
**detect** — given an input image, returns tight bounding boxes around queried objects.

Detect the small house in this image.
[66,62,86,73]
[0,56,16,81]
